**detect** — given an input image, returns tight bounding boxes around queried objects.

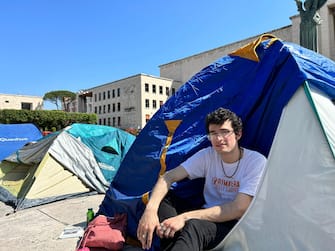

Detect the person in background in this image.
[137,107,267,250]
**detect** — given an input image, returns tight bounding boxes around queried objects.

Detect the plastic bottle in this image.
[86,208,94,226]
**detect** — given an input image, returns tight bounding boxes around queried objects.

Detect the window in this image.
[113,103,115,112]
[112,90,115,98]
[108,117,111,126]
[145,114,150,123]
[117,102,121,111]
[145,83,149,92]
[145,99,150,108]
[166,87,170,96]
[103,105,106,113]
[117,116,121,126]
[94,94,97,102]
[103,92,106,100]
[117,88,120,97]
[159,101,164,107]
[94,106,97,113]
[107,90,110,99]
[108,104,111,113]
[99,106,102,114]
[21,102,32,110]
[113,117,116,126]
[99,93,101,101]
[159,86,163,94]
[153,100,157,109]
[172,88,176,95]
[103,118,106,125]
[152,84,156,93]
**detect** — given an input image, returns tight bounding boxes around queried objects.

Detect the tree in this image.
[43,90,76,111]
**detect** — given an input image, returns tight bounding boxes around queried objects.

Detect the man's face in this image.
[207,120,241,154]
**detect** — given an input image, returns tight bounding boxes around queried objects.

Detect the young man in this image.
[136,108,267,250]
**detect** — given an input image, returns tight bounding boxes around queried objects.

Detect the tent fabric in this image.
[0,123,135,210]
[0,123,42,161]
[65,123,136,182]
[218,85,335,251]
[97,35,335,250]
[110,35,335,197]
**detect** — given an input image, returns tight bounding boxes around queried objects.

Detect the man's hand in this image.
[156,214,187,239]
[137,209,160,250]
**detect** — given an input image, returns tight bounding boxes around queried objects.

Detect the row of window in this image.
[99,117,121,127]
[94,98,165,114]
[144,83,172,95]
[145,99,164,109]
[94,88,121,102]
[94,103,121,114]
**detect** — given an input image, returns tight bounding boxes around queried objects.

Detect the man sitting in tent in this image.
[136,107,267,250]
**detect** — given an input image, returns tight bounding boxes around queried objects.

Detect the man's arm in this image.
[182,192,252,222]
[137,166,188,249]
[158,192,252,239]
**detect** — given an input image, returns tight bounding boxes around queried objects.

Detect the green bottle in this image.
[86,208,94,226]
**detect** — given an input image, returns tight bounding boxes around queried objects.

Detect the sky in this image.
[1,1,298,109]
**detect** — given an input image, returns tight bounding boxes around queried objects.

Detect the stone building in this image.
[0,93,43,110]
[76,74,181,129]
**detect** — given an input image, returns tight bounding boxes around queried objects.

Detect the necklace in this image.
[220,148,242,178]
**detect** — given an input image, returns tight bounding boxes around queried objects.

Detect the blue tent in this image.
[0,123,42,161]
[97,35,335,249]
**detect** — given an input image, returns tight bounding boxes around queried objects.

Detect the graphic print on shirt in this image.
[212,177,240,200]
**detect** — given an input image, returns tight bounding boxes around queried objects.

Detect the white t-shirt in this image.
[181,147,267,208]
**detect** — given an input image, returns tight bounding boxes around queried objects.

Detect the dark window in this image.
[166,87,170,96]
[21,102,32,110]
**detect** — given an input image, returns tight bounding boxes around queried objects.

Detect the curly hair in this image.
[205,107,243,134]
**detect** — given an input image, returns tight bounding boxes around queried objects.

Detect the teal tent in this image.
[0,123,135,210]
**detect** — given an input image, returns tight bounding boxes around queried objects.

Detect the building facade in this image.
[0,93,43,110]
[77,74,181,129]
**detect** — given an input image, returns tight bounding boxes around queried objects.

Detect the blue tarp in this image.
[97,36,335,248]
[0,123,42,161]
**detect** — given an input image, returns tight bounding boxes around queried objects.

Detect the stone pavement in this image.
[0,194,105,251]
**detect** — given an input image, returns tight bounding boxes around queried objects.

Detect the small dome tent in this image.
[0,123,135,210]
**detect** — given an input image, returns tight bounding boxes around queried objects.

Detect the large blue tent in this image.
[97,35,335,250]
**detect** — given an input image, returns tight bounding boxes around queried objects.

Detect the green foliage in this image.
[0,109,97,131]
[43,90,76,110]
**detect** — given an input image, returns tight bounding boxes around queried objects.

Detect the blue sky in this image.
[1,0,298,108]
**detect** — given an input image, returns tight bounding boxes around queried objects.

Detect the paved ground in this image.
[0,194,105,251]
